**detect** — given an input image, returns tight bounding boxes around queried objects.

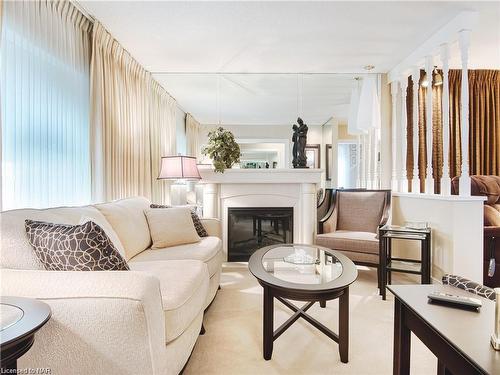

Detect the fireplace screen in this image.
[227,207,293,262]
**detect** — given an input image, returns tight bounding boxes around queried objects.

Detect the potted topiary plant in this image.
[202,127,241,173]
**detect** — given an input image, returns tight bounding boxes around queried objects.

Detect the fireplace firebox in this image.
[227,207,293,262]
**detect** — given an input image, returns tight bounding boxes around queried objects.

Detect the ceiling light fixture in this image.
[363,65,375,71]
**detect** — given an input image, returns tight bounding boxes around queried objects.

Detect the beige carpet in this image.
[185,263,437,375]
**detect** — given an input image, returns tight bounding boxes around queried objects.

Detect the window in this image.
[0,1,92,210]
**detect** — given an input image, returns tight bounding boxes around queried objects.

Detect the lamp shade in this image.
[158,155,201,180]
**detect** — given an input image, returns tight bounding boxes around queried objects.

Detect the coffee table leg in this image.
[263,285,274,360]
[339,287,349,363]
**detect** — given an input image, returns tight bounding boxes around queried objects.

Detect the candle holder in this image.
[491,288,500,350]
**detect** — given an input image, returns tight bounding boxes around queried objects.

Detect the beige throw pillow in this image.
[145,207,201,249]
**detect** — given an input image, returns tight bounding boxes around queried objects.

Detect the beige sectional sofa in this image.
[0,197,223,375]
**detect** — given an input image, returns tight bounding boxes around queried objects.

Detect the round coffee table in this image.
[248,243,358,362]
[1,296,51,371]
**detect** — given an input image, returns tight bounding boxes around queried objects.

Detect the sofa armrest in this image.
[201,218,222,239]
[0,269,167,374]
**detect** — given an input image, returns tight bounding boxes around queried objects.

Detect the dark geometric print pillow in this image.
[25,220,129,271]
[442,274,496,301]
[150,204,208,237]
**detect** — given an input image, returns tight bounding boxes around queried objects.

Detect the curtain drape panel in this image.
[90,22,176,204]
[186,113,201,161]
[406,69,500,193]
[1,0,92,210]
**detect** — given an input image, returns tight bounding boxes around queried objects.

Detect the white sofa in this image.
[0,197,223,375]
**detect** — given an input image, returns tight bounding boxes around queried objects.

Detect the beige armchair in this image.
[316,189,391,290]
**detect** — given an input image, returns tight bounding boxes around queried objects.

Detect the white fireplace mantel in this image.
[198,168,324,184]
[198,168,323,260]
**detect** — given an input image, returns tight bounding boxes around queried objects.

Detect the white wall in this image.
[391,193,485,283]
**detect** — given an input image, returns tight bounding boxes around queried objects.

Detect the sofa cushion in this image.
[316,230,379,254]
[25,220,129,271]
[1,205,114,270]
[94,197,152,261]
[150,204,208,237]
[484,204,500,226]
[129,236,222,277]
[129,260,208,343]
[145,207,201,248]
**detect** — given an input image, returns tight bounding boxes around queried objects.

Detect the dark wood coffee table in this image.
[0,296,51,371]
[248,244,358,362]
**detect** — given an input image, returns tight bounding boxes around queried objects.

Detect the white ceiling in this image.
[80,1,500,125]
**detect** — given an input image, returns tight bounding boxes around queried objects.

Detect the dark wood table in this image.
[388,284,500,375]
[0,296,51,371]
[248,244,358,362]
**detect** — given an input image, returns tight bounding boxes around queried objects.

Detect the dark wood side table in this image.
[388,284,500,375]
[379,225,431,300]
[248,244,358,362]
[0,296,51,371]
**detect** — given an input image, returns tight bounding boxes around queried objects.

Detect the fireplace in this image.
[227,207,293,262]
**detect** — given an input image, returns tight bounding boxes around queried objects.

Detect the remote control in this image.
[428,291,482,310]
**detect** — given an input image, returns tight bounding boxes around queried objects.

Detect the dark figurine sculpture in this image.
[292,117,308,168]
[297,118,308,168]
[292,124,299,167]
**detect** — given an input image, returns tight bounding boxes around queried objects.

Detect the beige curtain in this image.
[150,80,177,204]
[90,22,176,203]
[186,113,202,160]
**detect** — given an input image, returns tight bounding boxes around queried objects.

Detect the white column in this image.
[411,68,421,193]
[459,30,471,196]
[202,183,218,218]
[425,56,435,194]
[367,129,373,189]
[361,134,367,188]
[301,183,317,244]
[330,119,339,187]
[400,77,409,192]
[440,43,452,195]
[390,81,399,191]
[374,128,381,189]
[356,135,362,188]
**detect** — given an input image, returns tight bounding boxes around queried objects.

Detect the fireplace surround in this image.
[198,168,323,261]
[228,207,293,261]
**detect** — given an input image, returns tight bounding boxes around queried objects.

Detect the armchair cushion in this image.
[337,191,386,233]
[316,230,379,254]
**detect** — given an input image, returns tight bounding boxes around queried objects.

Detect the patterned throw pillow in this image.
[25,220,130,271]
[150,204,208,237]
[442,274,496,301]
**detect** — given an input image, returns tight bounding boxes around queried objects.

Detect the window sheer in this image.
[0,0,92,210]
